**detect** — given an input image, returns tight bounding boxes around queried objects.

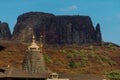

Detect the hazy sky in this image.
[0,0,120,45]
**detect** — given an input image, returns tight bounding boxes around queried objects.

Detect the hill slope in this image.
[0,41,119,76]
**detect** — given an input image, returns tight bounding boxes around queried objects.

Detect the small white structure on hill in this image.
[47,73,69,80]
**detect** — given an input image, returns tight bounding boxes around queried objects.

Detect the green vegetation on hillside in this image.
[106,70,120,80]
[0,42,120,76]
[60,47,116,68]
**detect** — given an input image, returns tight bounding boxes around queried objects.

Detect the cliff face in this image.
[0,21,11,40]
[95,24,102,43]
[12,12,102,45]
[12,12,54,42]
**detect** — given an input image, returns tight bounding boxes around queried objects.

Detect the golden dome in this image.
[28,35,40,51]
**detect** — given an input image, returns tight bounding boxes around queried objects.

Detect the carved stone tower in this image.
[23,35,45,73]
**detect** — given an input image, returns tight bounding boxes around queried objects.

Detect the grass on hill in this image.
[0,41,120,77]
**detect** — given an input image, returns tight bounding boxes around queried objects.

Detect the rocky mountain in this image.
[0,21,11,40]
[12,12,54,42]
[12,12,102,45]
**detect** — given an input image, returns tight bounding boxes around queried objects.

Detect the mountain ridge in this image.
[12,12,102,45]
[0,12,102,45]
[0,21,11,40]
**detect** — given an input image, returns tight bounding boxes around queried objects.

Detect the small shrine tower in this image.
[23,35,45,73]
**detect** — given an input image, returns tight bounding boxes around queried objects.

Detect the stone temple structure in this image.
[23,35,45,73]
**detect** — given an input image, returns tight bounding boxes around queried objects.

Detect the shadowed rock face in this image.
[95,24,102,43]
[0,21,11,40]
[12,12,102,45]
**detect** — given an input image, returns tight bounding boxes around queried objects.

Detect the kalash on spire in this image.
[28,35,40,51]
[40,34,43,52]
[22,34,46,73]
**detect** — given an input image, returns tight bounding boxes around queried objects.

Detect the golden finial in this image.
[32,35,35,42]
[40,34,43,49]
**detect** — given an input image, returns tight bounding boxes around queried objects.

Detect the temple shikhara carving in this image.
[23,35,45,73]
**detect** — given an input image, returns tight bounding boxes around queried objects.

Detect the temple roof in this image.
[28,35,39,51]
[0,67,48,78]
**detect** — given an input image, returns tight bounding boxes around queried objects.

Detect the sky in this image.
[0,0,120,45]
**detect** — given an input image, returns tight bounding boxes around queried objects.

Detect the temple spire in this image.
[32,35,35,43]
[40,34,44,53]
[23,34,46,73]
[28,35,39,51]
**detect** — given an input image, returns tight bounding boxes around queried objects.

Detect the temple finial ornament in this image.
[28,35,39,51]
[40,34,44,53]
[32,35,35,43]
